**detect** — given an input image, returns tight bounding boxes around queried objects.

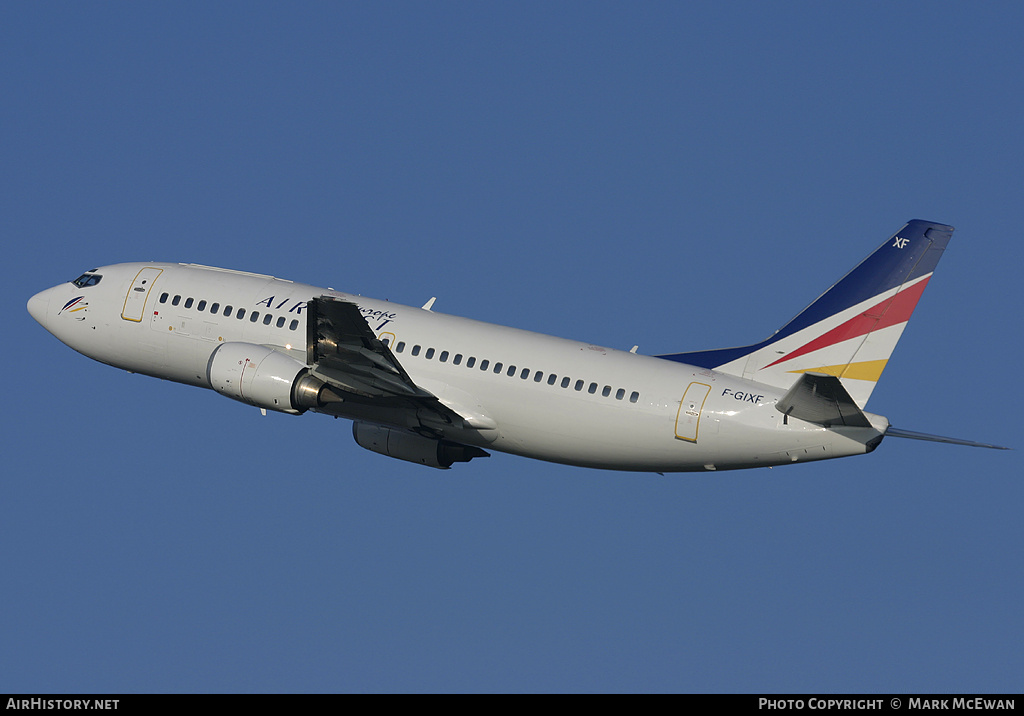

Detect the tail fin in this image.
[659,219,953,407]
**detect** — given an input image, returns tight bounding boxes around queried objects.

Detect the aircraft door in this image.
[122,267,163,322]
[674,382,711,442]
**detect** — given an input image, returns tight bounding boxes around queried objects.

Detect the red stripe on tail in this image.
[762,276,931,370]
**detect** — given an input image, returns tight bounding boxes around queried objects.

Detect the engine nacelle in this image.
[207,342,340,415]
[352,422,489,469]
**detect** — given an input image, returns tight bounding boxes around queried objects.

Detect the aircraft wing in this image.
[306,296,430,399]
[305,296,480,433]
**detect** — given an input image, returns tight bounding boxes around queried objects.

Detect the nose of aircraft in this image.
[27,288,52,326]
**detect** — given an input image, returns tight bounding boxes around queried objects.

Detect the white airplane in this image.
[27,219,1006,470]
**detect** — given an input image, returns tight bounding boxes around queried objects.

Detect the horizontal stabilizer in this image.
[776,372,872,427]
[885,426,1009,450]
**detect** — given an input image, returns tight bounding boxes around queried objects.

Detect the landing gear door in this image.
[675,382,711,443]
[122,267,163,322]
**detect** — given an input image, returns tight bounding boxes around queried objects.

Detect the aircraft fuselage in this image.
[28,261,886,471]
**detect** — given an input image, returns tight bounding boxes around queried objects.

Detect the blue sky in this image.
[4,2,1022,693]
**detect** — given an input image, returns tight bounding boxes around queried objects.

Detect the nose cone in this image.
[27,289,51,326]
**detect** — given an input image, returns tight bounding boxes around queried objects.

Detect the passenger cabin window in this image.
[172,295,181,306]
[263,314,273,325]
[197,300,207,312]
[479,360,489,371]
[425,348,435,359]
[561,377,570,388]
[466,357,476,368]
[289,320,298,330]
[71,273,102,288]
[395,342,406,353]
[224,305,233,316]
[159,293,168,303]
[453,354,463,365]
[440,351,449,362]
[210,303,220,314]
[184,298,194,309]
[250,312,260,323]
[629,391,640,404]
[411,345,421,356]
[237,308,246,320]
[276,317,285,328]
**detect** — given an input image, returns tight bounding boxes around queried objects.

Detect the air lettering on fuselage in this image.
[256,296,306,314]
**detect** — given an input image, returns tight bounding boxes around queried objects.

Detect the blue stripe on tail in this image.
[657,219,953,370]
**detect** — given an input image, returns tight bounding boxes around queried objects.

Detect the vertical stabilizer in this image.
[659,220,953,407]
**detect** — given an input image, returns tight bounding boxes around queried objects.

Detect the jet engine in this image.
[206,342,341,414]
[352,421,488,469]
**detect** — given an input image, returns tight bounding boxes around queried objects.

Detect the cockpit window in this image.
[71,273,102,288]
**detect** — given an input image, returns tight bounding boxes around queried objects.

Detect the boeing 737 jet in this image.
[27,220,1006,470]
